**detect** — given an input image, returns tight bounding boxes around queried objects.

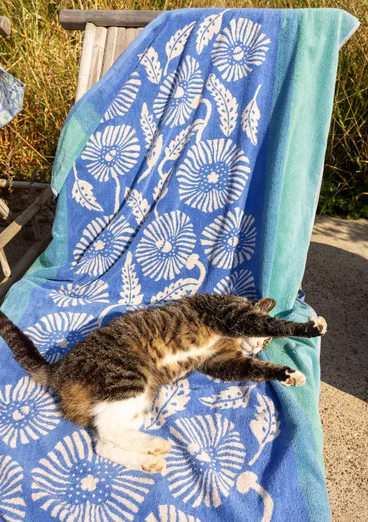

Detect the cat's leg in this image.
[199,347,306,386]
[95,441,167,473]
[93,394,171,472]
[217,307,327,339]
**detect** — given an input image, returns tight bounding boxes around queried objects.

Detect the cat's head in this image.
[241,336,272,355]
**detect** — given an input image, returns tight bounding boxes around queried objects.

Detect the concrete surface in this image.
[303,216,368,522]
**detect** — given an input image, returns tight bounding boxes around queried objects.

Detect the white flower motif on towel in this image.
[201,207,256,269]
[81,124,140,182]
[146,505,202,522]
[176,138,250,212]
[25,312,98,363]
[164,413,246,508]
[104,72,141,120]
[50,280,109,308]
[32,430,154,522]
[212,18,271,81]
[72,215,135,276]
[153,56,204,127]
[0,455,26,521]
[136,211,196,281]
[214,269,257,298]
[0,377,60,448]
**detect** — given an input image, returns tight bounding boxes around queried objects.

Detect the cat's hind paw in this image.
[309,316,327,335]
[281,369,306,387]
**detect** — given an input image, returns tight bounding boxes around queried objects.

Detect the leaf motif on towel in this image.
[139,134,164,183]
[104,72,141,120]
[164,22,196,75]
[71,166,103,212]
[144,378,191,430]
[124,188,150,226]
[206,74,238,137]
[140,103,158,149]
[164,124,193,161]
[248,392,280,465]
[196,11,227,55]
[241,84,262,146]
[199,385,255,410]
[139,46,162,84]
[119,252,143,309]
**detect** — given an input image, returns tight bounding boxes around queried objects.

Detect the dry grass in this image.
[0,0,367,216]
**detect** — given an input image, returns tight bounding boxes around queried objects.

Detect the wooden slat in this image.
[136,27,144,35]
[0,249,11,278]
[0,231,52,303]
[60,9,160,30]
[75,23,96,102]
[114,28,127,62]
[101,26,119,76]
[0,180,49,190]
[125,28,136,51]
[88,26,107,88]
[0,17,11,37]
[0,186,53,249]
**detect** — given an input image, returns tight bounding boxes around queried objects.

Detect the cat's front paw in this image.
[281,369,306,387]
[307,316,327,336]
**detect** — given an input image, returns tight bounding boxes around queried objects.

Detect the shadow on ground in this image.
[303,241,368,402]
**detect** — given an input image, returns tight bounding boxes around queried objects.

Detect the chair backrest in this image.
[59,9,161,101]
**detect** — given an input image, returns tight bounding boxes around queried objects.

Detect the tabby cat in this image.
[0,293,327,473]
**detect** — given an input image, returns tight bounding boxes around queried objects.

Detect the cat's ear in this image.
[254,298,276,314]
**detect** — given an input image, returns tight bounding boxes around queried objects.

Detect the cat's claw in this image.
[309,316,327,335]
[281,369,306,387]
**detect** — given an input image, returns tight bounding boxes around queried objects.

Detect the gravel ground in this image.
[303,216,368,522]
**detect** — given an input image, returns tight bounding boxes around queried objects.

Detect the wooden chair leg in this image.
[0,248,11,277]
[0,198,14,223]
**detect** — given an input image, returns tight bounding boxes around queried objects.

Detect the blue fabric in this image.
[0,8,359,522]
[0,67,24,127]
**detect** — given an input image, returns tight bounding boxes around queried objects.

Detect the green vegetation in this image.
[0,0,367,217]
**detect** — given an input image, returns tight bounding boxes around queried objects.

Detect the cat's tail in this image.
[0,310,52,386]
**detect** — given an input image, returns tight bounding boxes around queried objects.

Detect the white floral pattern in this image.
[0,455,26,521]
[212,18,271,81]
[25,312,98,363]
[146,505,201,522]
[154,56,204,127]
[0,377,60,448]
[104,72,141,120]
[72,215,135,276]
[31,430,154,522]
[201,207,256,269]
[176,138,250,212]
[81,124,140,182]
[214,268,257,298]
[136,211,196,281]
[165,413,246,508]
[50,280,109,308]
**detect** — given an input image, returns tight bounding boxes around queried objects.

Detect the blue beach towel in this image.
[0,8,359,522]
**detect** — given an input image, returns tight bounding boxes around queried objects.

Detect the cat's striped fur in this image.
[0,294,327,472]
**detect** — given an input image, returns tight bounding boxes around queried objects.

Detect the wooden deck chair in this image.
[0,16,53,300]
[0,9,160,301]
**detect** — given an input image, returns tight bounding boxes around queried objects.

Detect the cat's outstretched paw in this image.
[142,455,166,474]
[308,316,327,335]
[281,369,306,387]
[147,437,171,456]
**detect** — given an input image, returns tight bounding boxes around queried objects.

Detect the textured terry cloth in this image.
[0,67,24,127]
[0,8,359,522]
